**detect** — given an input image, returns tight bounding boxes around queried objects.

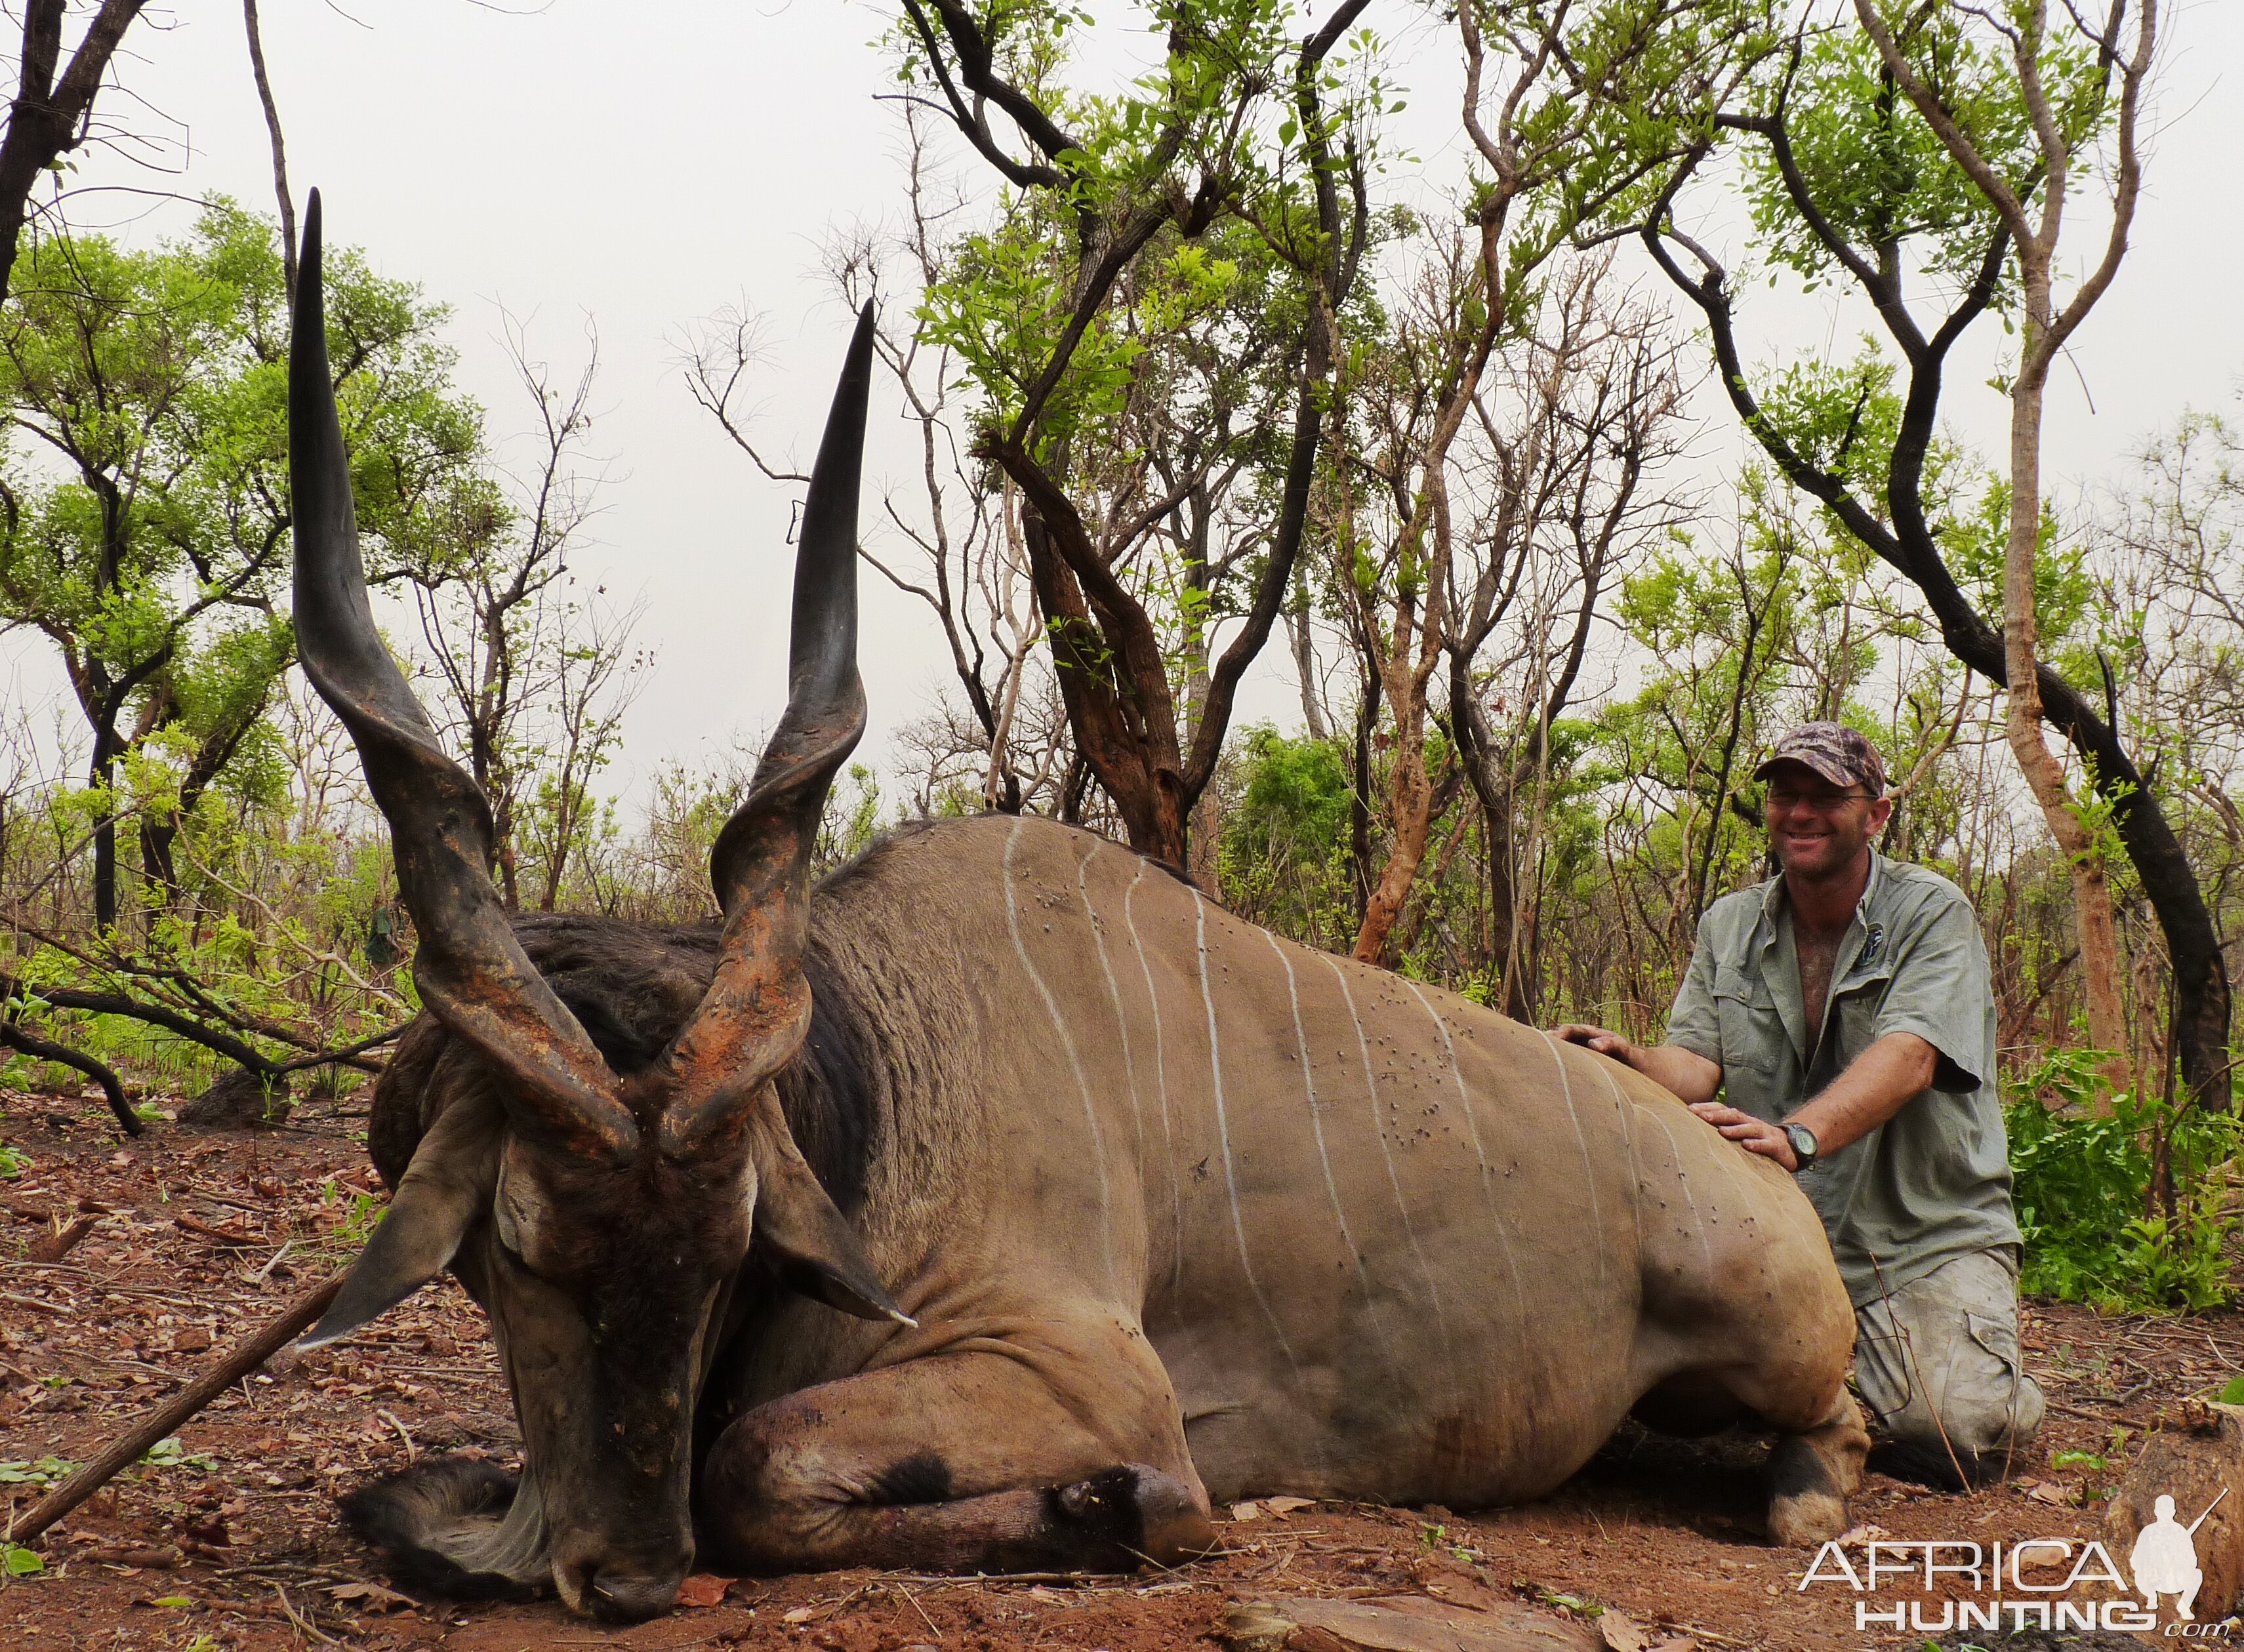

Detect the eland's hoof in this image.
[1766,1432,1852,1547]
[1049,1464,1215,1568]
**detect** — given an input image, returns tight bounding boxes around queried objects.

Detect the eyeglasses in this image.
[1765,788,1876,813]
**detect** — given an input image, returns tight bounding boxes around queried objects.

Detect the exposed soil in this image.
[0,1087,2223,1651]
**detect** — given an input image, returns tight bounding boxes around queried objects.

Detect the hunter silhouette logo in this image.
[2133,1489,2226,1621]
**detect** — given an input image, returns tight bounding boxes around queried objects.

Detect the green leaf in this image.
[138,1436,216,1474]
[0,1455,78,1486]
[2218,1376,2244,1405]
[3,1543,44,1576]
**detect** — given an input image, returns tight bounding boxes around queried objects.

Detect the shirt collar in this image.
[1758,847,1887,930]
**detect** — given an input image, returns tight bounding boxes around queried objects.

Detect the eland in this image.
[290,195,1867,1621]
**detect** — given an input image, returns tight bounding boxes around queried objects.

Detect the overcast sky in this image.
[5,0,2239,811]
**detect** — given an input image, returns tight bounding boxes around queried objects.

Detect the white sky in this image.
[4,0,2239,811]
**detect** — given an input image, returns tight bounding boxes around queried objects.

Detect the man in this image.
[1556,723,2043,1485]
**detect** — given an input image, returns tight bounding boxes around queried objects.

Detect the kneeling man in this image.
[1558,723,2043,1485]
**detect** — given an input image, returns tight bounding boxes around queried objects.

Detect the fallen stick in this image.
[28,1214,100,1264]
[5,1268,344,1547]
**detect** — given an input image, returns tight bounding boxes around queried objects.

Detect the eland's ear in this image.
[299,1098,504,1350]
[748,1096,912,1327]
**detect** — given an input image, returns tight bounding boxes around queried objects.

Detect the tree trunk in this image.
[2004,276,2132,1100]
[1485,780,1525,1015]
[1349,669,1380,926]
[138,815,176,910]
[89,745,119,931]
[241,0,296,302]
[1355,708,1431,965]
[1288,573,1328,742]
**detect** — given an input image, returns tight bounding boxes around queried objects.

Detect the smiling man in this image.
[1555,723,2043,1487]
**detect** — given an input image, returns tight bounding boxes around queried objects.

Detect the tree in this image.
[0,200,482,929]
[682,109,1069,818]
[0,1,150,305]
[1632,4,2230,1103]
[1324,0,1763,965]
[515,588,646,912]
[1601,487,1807,954]
[1442,256,1688,1007]
[2087,413,2244,1082]
[1850,0,2157,1097]
[902,0,1379,867]
[404,313,633,908]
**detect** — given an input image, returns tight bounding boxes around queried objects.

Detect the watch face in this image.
[1786,1125,1816,1165]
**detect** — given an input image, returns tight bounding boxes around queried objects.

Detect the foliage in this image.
[815,765,887,876]
[0,196,481,864]
[2006,1047,2243,1311]
[0,1455,77,1487]
[1740,27,2026,297]
[1219,725,1357,950]
[138,1436,217,1474]
[0,190,497,1047]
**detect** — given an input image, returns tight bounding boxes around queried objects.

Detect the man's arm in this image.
[1552,1024,1723,1106]
[1552,910,1730,1104]
[1689,1031,1938,1169]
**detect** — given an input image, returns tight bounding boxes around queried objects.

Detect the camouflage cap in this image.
[1753,722,1887,796]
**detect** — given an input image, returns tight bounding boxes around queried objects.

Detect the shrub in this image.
[2007,1045,2242,1312]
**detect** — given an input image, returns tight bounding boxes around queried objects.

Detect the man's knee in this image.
[1854,1249,2043,1463]
[1879,1362,2044,1458]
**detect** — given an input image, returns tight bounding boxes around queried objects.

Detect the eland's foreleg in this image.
[697,1342,1214,1574]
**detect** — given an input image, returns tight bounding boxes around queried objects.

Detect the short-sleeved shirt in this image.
[1665,852,2020,1306]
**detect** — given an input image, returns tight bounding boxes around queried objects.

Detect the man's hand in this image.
[1553,1022,1637,1064]
[1688,1102,1799,1171]
[1552,1024,1722,1106]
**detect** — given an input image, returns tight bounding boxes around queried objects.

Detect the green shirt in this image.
[1665,851,2020,1306]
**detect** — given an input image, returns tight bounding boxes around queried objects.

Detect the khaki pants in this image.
[1853,1248,2045,1481]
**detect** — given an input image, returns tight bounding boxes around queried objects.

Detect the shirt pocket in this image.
[1832,965,1897,1068]
[1711,963,1784,1112]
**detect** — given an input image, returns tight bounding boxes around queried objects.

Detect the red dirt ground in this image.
[0,1087,2216,1650]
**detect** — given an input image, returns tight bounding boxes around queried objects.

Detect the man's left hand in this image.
[1688,1101,1798,1171]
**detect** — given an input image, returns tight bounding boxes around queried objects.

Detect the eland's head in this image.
[289,193,906,1619]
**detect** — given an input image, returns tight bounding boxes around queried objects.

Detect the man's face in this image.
[1762,760,1892,881]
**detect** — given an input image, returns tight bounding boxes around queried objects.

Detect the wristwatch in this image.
[1783,1123,1819,1171]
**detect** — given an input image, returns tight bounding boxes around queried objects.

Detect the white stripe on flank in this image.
[1078,845,1147,1169]
[1402,981,1528,1325]
[1587,1056,1647,1257]
[1122,865,1185,1306]
[1004,818,1116,1288]
[1191,889,1303,1381]
[1265,931,1407,1387]
[1536,1031,1610,1291]
[1317,954,1456,1393]
[1646,1107,1717,1283]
